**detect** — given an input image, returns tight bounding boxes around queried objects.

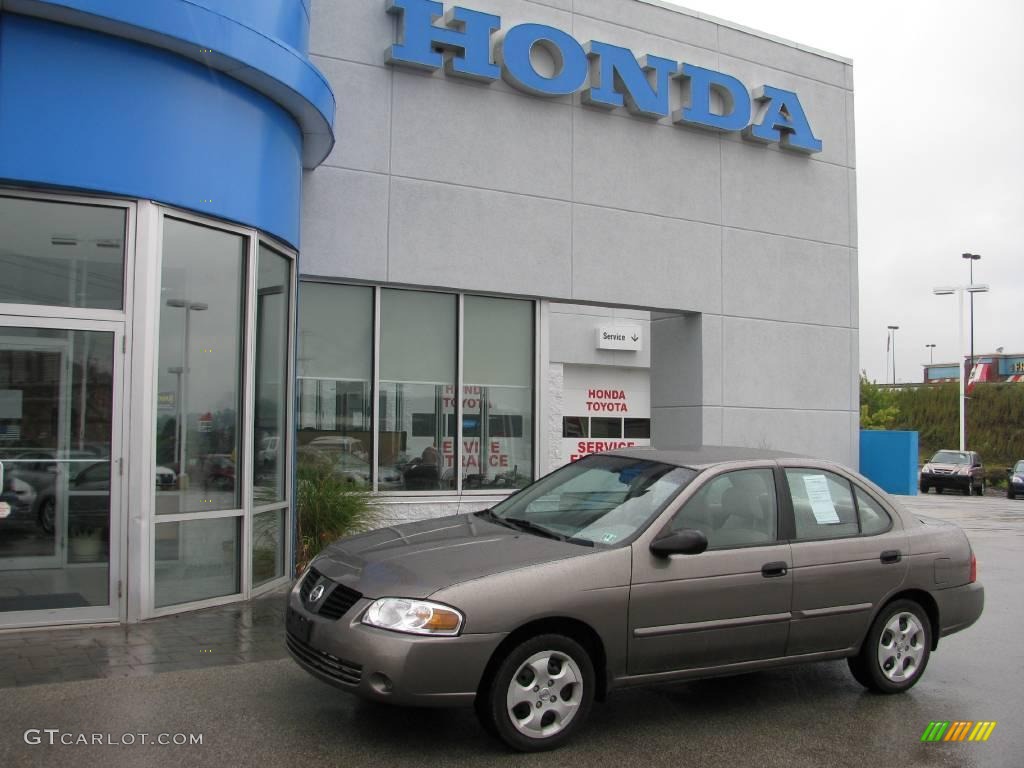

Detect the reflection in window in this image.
[562,417,588,438]
[253,246,290,505]
[624,418,651,439]
[154,218,245,514]
[154,517,240,608]
[252,508,286,586]
[462,296,533,489]
[0,196,126,310]
[296,283,378,487]
[379,290,456,491]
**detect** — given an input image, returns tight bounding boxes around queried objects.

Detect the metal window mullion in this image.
[371,286,382,494]
[241,232,259,599]
[284,244,297,578]
[534,300,546,481]
[456,293,464,494]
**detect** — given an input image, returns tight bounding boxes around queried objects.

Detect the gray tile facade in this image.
[303,0,858,467]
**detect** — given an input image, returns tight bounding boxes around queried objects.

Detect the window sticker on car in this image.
[803,474,841,524]
[602,532,617,543]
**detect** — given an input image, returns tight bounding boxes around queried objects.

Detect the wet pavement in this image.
[0,494,1021,767]
[0,589,288,688]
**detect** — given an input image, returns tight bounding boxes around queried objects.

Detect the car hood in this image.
[311,514,590,599]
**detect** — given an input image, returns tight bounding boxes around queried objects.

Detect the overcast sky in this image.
[663,0,1024,383]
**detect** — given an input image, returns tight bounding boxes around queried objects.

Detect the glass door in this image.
[0,321,123,625]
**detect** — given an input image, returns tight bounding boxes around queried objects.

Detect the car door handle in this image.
[880,550,902,564]
[761,561,788,578]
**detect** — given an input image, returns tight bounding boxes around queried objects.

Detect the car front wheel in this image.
[477,634,595,752]
[1009,488,1016,500]
[848,599,931,694]
[919,482,929,494]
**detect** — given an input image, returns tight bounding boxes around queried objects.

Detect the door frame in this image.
[0,315,129,628]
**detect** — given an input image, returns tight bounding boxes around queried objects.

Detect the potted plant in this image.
[68,525,104,562]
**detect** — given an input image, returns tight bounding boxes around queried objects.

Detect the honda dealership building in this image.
[0,0,858,627]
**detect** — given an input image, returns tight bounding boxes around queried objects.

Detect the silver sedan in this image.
[286,447,984,751]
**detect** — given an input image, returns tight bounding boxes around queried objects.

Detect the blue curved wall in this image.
[0,1,336,248]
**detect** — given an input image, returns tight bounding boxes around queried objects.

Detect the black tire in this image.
[476,633,595,752]
[919,484,929,494]
[1008,488,1016,500]
[973,482,984,497]
[961,485,971,496]
[38,497,56,534]
[848,599,931,694]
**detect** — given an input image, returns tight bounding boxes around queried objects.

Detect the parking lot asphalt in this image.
[1,494,1021,768]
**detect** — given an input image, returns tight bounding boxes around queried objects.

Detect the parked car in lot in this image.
[1008,460,1024,500]
[919,450,985,496]
[286,447,984,752]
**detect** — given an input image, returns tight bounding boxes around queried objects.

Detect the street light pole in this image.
[166,299,208,493]
[933,284,989,451]
[926,343,936,365]
[887,325,899,385]
[962,253,981,378]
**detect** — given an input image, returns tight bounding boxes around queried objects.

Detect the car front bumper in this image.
[285,582,506,707]
[935,581,985,639]
[921,472,973,490]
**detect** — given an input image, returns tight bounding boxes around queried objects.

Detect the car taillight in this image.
[969,552,977,583]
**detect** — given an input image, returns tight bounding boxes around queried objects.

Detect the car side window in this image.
[670,469,777,549]
[785,469,859,541]
[854,486,891,535]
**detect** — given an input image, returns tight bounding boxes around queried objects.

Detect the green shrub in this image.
[295,454,378,575]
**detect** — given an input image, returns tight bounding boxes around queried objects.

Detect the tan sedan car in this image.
[287,447,984,751]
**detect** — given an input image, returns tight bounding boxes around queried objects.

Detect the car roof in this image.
[604,445,808,469]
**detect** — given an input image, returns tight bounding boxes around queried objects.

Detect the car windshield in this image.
[1015,461,1024,474]
[932,451,970,464]
[487,454,697,547]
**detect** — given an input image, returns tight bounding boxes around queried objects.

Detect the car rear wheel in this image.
[477,634,595,752]
[38,497,55,534]
[848,599,931,694]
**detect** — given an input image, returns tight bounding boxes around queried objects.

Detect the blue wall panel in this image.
[0,14,302,246]
[860,430,920,496]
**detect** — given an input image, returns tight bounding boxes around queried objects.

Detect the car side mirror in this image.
[650,529,708,557]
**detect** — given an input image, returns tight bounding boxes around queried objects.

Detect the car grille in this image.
[932,468,955,475]
[300,567,363,620]
[286,632,362,687]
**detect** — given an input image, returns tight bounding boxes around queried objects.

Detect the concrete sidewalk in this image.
[0,587,289,688]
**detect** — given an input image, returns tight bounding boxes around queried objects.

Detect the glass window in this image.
[154,218,245,514]
[489,454,696,546]
[462,296,533,489]
[786,469,859,540]
[379,290,456,491]
[154,517,240,608]
[253,245,291,505]
[0,328,115,608]
[855,487,891,535]
[0,196,126,310]
[563,417,587,438]
[252,508,286,586]
[624,418,651,439]
[297,283,378,487]
[590,417,621,438]
[670,469,778,549]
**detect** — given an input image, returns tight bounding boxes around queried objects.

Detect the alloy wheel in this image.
[877,611,925,683]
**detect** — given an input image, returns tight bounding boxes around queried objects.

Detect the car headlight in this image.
[362,598,464,636]
[922,464,932,473]
[958,466,971,475]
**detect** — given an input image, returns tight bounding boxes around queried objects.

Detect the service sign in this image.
[386,0,822,153]
[597,325,642,352]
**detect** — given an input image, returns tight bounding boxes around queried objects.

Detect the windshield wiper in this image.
[475,508,517,530]
[504,518,595,547]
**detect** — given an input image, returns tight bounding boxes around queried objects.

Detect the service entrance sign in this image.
[596,326,642,351]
